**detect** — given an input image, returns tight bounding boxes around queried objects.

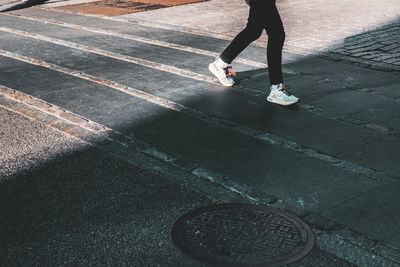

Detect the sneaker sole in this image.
[267,96,299,106]
[208,63,234,87]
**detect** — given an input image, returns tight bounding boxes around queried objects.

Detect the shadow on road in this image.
[1,16,400,265]
[1,0,48,12]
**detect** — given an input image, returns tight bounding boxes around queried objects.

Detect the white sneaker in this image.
[267,84,299,106]
[209,57,236,87]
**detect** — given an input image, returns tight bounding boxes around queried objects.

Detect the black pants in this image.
[220,0,285,85]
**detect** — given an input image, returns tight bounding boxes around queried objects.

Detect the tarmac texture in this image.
[0,1,399,266]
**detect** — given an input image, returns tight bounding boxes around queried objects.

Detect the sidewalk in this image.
[116,0,400,51]
[0,1,399,266]
[0,0,21,11]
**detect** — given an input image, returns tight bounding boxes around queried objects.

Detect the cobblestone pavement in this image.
[327,19,400,71]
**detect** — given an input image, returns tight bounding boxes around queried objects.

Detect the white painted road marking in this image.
[0,26,220,85]
[0,48,384,183]
[3,13,269,69]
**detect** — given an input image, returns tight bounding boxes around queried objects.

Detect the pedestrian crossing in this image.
[3,12,270,69]
[0,8,392,213]
[1,7,399,267]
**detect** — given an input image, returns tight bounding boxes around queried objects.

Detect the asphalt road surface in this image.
[1,5,400,266]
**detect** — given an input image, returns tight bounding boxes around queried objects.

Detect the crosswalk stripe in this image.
[3,13,269,69]
[0,49,187,111]
[0,84,113,136]
[0,83,276,204]
[0,48,384,183]
[0,26,220,86]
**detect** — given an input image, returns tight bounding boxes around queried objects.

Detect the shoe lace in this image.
[280,85,292,96]
[224,65,236,78]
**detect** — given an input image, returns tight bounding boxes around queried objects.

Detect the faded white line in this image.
[0,84,112,135]
[0,26,219,85]
[0,49,186,111]
[0,48,390,184]
[0,82,276,205]
[3,13,269,69]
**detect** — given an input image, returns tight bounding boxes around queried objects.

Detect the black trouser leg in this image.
[220,5,263,64]
[220,0,285,85]
[265,2,285,85]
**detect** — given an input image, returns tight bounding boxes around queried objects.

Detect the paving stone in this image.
[360,54,381,60]
[381,44,400,52]
[328,19,400,71]
[322,181,400,248]
[383,57,400,64]
[345,41,376,50]
[338,135,400,177]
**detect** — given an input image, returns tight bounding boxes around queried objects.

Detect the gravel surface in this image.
[0,107,87,181]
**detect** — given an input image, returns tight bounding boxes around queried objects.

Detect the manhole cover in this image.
[172,203,314,267]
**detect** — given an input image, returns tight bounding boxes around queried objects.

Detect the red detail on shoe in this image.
[226,69,236,78]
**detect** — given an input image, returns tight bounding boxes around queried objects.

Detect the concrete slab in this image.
[276,75,345,98]
[307,90,391,116]
[232,103,384,156]
[351,103,400,132]
[322,181,400,248]
[199,141,379,213]
[362,79,400,100]
[128,110,259,167]
[338,135,400,177]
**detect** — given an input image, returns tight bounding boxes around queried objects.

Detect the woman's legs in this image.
[220,3,264,64]
[220,0,285,85]
[264,1,286,85]
[210,0,298,105]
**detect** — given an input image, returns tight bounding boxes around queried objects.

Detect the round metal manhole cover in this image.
[172,203,315,267]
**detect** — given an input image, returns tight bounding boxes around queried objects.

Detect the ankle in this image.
[270,83,282,91]
[216,57,229,68]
